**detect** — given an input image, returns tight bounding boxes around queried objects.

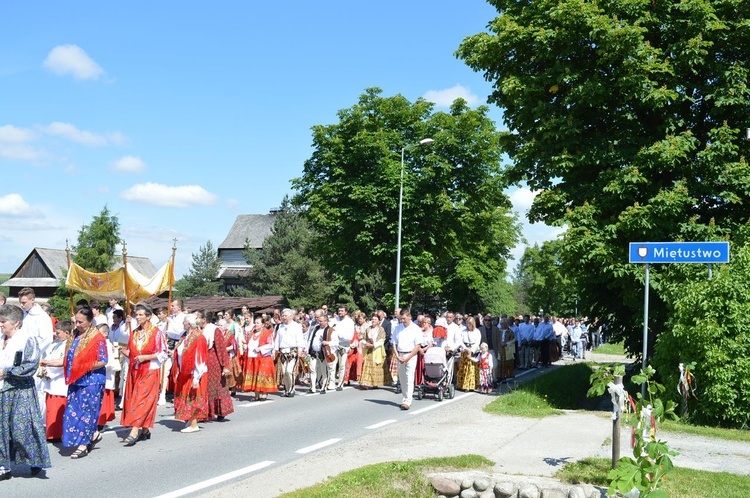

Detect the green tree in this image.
[457,0,750,353]
[514,240,577,317]
[292,87,520,312]
[49,205,121,318]
[244,197,334,310]
[175,240,221,297]
[73,205,121,272]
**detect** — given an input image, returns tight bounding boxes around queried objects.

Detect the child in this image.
[478,342,494,394]
[39,320,73,440]
[97,324,119,430]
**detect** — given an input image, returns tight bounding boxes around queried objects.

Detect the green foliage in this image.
[591,366,679,497]
[244,197,335,310]
[175,240,222,298]
[653,242,750,428]
[457,0,750,356]
[557,457,750,498]
[477,274,520,316]
[292,88,520,312]
[73,205,120,272]
[513,240,578,316]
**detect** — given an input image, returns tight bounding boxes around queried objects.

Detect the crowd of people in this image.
[0,287,604,480]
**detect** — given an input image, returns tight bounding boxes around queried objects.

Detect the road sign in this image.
[628,241,730,264]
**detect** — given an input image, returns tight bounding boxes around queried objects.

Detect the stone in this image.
[461,478,474,490]
[478,490,495,498]
[473,477,491,492]
[431,476,461,497]
[540,488,567,498]
[460,488,478,498]
[519,484,541,498]
[494,481,517,498]
[567,487,586,498]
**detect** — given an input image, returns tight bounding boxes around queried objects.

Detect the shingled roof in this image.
[218,213,277,250]
[144,295,284,314]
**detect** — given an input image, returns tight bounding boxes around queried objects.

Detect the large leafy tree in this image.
[175,240,222,297]
[292,88,520,312]
[458,0,750,353]
[243,197,334,310]
[513,240,577,317]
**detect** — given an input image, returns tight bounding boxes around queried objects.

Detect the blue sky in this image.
[0,1,559,279]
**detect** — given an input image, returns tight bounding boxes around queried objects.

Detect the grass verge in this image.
[593,342,626,356]
[484,363,596,417]
[555,457,750,498]
[279,455,494,498]
[660,419,750,443]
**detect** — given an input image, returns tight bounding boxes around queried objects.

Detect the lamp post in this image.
[395,137,433,309]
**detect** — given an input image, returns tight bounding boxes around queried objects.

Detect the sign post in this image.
[629,241,729,397]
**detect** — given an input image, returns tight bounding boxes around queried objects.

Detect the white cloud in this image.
[0,194,36,217]
[111,156,146,173]
[0,125,36,143]
[43,44,104,80]
[423,85,479,107]
[41,122,111,146]
[120,182,219,208]
[225,198,239,209]
[509,187,541,214]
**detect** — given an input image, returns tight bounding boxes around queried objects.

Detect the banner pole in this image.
[66,239,74,318]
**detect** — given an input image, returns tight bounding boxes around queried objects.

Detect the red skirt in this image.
[174,375,208,421]
[98,389,116,425]
[46,393,67,440]
[121,367,160,428]
[241,356,278,393]
[414,351,425,386]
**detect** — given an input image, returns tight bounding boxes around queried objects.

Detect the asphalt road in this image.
[3,382,472,498]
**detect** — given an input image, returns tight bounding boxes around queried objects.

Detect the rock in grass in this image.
[431,476,461,497]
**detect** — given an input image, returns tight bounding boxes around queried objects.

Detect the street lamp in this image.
[395,137,434,309]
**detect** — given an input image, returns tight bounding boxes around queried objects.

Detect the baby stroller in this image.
[415,346,455,401]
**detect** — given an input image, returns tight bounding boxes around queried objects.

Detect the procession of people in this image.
[1,286,595,481]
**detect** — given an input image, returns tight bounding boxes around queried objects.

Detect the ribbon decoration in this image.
[677,362,698,399]
[607,380,628,421]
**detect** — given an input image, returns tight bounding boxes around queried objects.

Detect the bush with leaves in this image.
[653,242,750,429]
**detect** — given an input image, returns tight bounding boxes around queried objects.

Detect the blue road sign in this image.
[629,242,730,264]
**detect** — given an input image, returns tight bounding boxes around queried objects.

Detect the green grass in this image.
[660,419,750,443]
[484,363,597,417]
[593,341,627,356]
[555,457,750,498]
[0,273,9,296]
[279,455,494,498]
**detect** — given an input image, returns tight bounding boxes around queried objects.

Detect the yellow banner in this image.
[65,263,126,301]
[125,260,173,302]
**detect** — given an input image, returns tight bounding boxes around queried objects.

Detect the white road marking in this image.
[237,399,276,407]
[409,392,475,415]
[295,438,341,454]
[365,419,396,430]
[153,460,275,498]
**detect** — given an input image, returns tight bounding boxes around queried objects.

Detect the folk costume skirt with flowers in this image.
[242,356,278,393]
[63,382,105,447]
[174,375,208,421]
[206,346,234,419]
[0,385,51,470]
[455,351,480,392]
[359,346,390,387]
[121,366,160,428]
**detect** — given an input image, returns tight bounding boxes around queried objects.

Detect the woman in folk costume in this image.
[477,342,495,394]
[494,319,516,383]
[39,320,73,441]
[456,316,481,391]
[96,324,117,431]
[196,311,234,420]
[120,303,167,446]
[242,317,277,401]
[62,305,108,459]
[345,312,367,384]
[414,316,435,388]
[0,304,51,479]
[358,314,390,389]
[172,313,208,433]
[218,319,241,396]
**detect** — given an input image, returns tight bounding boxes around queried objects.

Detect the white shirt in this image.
[444,322,462,351]
[552,321,567,338]
[21,303,54,351]
[461,329,481,353]
[166,312,186,341]
[333,315,355,342]
[391,322,421,353]
[275,320,305,350]
[111,321,130,346]
[42,339,68,396]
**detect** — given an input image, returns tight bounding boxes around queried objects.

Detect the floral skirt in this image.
[63,382,104,447]
[0,386,51,469]
[359,349,391,387]
[456,352,479,391]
